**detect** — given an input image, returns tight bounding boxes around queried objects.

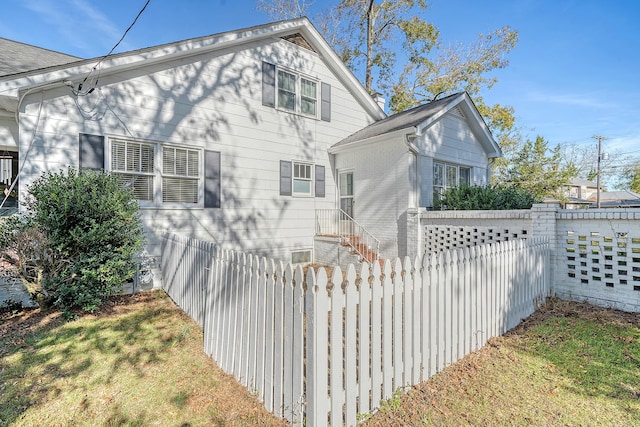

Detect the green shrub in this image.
[1,168,144,313]
[433,184,540,210]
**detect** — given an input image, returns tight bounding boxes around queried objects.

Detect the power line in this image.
[71,0,151,96]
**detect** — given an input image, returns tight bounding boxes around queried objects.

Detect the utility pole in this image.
[593,135,607,208]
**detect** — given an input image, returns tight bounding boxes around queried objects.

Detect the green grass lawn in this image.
[1,292,638,426]
[0,291,286,427]
[365,298,640,426]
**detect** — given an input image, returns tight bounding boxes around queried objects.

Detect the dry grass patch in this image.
[365,298,640,426]
[0,291,287,427]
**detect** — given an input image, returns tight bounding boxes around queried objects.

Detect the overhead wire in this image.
[72,0,151,96]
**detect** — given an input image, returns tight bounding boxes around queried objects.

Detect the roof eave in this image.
[1,18,386,121]
[329,127,415,154]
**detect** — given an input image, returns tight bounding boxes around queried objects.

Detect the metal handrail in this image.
[316,209,380,262]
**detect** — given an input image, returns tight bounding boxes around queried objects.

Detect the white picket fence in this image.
[160,233,550,426]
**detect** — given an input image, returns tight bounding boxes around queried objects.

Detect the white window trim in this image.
[276,66,319,119]
[292,161,314,197]
[106,135,205,209]
[291,249,313,265]
[433,161,472,194]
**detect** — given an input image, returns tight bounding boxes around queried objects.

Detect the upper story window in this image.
[276,69,318,117]
[433,161,471,196]
[263,61,330,122]
[300,78,317,116]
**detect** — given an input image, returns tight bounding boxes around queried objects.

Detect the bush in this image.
[433,184,540,210]
[0,168,144,313]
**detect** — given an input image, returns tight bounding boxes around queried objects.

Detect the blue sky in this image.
[2,0,639,178]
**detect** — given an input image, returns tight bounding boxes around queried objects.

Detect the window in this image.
[278,70,296,111]
[293,162,313,196]
[276,69,317,116]
[109,136,216,207]
[280,161,325,198]
[263,62,330,121]
[301,78,317,115]
[162,147,200,204]
[111,138,155,201]
[291,249,312,264]
[433,162,471,196]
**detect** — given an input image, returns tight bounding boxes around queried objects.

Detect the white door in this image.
[339,171,354,218]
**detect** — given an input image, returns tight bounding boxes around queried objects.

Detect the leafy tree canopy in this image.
[257,0,519,141]
[500,135,576,200]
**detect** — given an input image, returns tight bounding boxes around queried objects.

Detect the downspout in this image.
[405,132,419,208]
[1,80,68,210]
[405,132,421,258]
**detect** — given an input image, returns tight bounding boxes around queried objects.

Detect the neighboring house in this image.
[562,177,599,209]
[0,38,80,212]
[597,190,640,208]
[562,178,640,208]
[0,18,500,287]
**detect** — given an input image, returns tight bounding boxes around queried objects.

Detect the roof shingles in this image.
[0,38,80,77]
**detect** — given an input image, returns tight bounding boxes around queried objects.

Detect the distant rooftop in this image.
[0,38,80,77]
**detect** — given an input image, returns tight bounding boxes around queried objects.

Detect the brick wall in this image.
[413,204,640,312]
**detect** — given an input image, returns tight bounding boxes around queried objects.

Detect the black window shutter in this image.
[280,160,292,196]
[79,133,104,170]
[262,62,276,108]
[204,150,221,208]
[321,82,331,122]
[315,165,325,197]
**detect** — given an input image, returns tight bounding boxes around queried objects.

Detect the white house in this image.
[0,18,500,287]
[327,92,502,259]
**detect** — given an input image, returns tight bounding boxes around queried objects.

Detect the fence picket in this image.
[344,264,358,426]
[330,266,345,427]
[392,258,403,391]
[358,262,371,417]
[263,258,275,412]
[402,257,413,387]
[370,261,383,409]
[291,266,305,424]
[272,260,284,416]
[381,260,393,400]
[411,257,421,384]
[306,267,329,426]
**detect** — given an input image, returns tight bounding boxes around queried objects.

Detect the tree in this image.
[257,0,520,167]
[502,136,576,200]
[621,161,640,193]
[256,0,313,20]
[0,168,144,313]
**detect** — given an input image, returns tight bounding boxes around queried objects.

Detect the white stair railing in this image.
[316,209,380,262]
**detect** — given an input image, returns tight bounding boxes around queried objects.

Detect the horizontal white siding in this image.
[0,117,18,149]
[15,36,377,270]
[419,113,490,168]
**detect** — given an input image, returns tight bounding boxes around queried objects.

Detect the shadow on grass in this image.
[0,293,182,426]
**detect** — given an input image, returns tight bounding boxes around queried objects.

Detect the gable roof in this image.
[0,38,80,77]
[329,92,502,158]
[0,18,385,120]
